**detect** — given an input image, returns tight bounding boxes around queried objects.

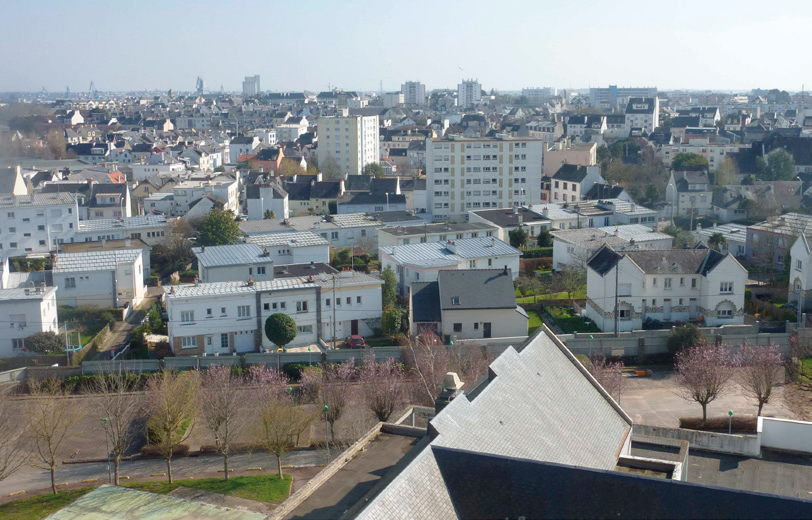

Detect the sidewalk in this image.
[97,292,160,355]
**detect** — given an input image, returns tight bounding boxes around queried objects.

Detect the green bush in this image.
[282,363,311,381]
[667,324,702,355]
[140,444,190,458]
[521,247,553,259]
[180,268,198,278]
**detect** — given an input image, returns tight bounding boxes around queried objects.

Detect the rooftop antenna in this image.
[380,80,383,99]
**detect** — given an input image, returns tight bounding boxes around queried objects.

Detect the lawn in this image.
[527,310,543,334]
[800,358,812,386]
[546,306,601,334]
[124,474,292,504]
[0,488,93,520]
[516,289,586,304]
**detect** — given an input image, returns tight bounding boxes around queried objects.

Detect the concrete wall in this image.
[82,360,161,374]
[633,424,761,457]
[759,417,812,454]
[0,368,27,383]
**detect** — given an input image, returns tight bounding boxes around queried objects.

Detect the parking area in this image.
[620,370,797,427]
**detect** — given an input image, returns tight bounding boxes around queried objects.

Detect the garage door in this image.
[234,331,255,353]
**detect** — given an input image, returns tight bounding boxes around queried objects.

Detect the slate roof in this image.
[437,269,516,310]
[670,115,700,128]
[410,281,441,322]
[53,249,142,272]
[0,192,75,208]
[192,243,273,268]
[587,245,728,276]
[356,327,633,519]
[469,206,550,228]
[284,182,311,201]
[77,214,167,232]
[343,175,373,192]
[310,181,342,199]
[229,136,255,145]
[584,183,625,200]
[256,148,281,161]
[625,97,656,114]
[552,164,589,182]
[339,193,406,206]
[274,262,336,278]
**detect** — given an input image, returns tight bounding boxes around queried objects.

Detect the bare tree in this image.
[674,341,739,422]
[321,359,356,439]
[89,370,144,485]
[555,264,586,304]
[588,354,624,403]
[299,366,323,404]
[0,388,27,482]
[737,343,784,416]
[145,371,200,483]
[199,366,246,480]
[27,380,81,493]
[402,332,450,407]
[361,357,404,422]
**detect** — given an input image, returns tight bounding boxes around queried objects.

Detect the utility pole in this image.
[332,275,337,349]
[614,260,620,337]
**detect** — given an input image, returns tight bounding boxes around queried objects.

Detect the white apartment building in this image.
[457,79,482,108]
[145,178,239,217]
[522,87,557,106]
[242,75,260,97]
[317,115,380,175]
[194,244,276,283]
[0,193,79,256]
[246,183,289,221]
[52,249,146,309]
[383,92,404,108]
[131,154,186,181]
[276,117,309,142]
[73,214,169,246]
[0,286,59,357]
[379,237,521,295]
[589,86,657,109]
[426,135,544,221]
[585,246,747,333]
[624,97,660,134]
[377,222,498,248]
[247,231,330,266]
[401,81,426,105]
[164,271,383,355]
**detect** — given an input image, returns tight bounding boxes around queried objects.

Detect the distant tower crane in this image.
[89,81,98,99]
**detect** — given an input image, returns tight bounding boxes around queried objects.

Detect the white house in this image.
[247,231,331,266]
[549,164,604,204]
[0,286,59,357]
[665,170,713,218]
[693,223,747,257]
[229,136,260,164]
[131,153,186,181]
[194,244,276,283]
[379,237,521,295]
[164,271,382,355]
[145,178,239,218]
[551,225,673,270]
[624,97,659,134]
[0,193,79,255]
[245,183,289,221]
[789,234,812,310]
[52,249,146,309]
[73,214,169,246]
[585,245,748,333]
[410,268,528,341]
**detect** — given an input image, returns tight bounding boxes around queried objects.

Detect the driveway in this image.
[620,369,797,427]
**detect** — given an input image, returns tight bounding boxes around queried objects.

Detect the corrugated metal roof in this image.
[77,215,167,232]
[0,193,76,208]
[381,237,519,265]
[53,249,142,272]
[192,244,272,267]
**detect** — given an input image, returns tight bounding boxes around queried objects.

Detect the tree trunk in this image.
[50,465,56,494]
[114,456,120,486]
[167,457,173,484]
[757,401,764,416]
[701,403,707,423]
[224,453,229,481]
[277,453,283,479]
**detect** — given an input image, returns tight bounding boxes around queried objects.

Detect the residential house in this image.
[0,285,59,357]
[246,183,289,221]
[229,136,260,164]
[549,164,605,203]
[59,238,152,280]
[379,237,521,295]
[86,184,132,220]
[131,153,186,181]
[624,97,659,134]
[193,244,275,283]
[410,268,528,340]
[73,214,169,246]
[693,223,747,257]
[712,181,802,222]
[52,249,146,309]
[665,170,712,217]
[378,222,497,248]
[542,141,597,176]
[585,245,747,333]
[789,234,812,310]
[746,213,812,270]
[468,206,552,242]
[276,117,309,142]
[247,232,331,266]
[552,225,673,269]
[164,270,382,355]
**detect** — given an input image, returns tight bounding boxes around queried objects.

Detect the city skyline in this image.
[0,0,810,93]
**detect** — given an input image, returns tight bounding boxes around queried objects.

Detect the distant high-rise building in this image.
[317,115,380,176]
[521,87,557,105]
[589,85,657,109]
[195,77,207,95]
[401,81,427,105]
[457,79,482,108]
[242,75,261,97]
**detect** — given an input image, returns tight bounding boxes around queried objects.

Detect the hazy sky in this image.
[1,0,810,94]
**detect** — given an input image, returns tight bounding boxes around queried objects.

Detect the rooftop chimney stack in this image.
[435,372,465,414]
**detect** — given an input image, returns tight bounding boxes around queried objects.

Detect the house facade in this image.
[0,286,59,357]
[585,246,748,333]
[52,249,146,309]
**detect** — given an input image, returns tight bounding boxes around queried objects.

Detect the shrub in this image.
[679,416,757,432]
[521,247,553,259]
[667,324,702,355]
[99,312,117,327]
[575,354,593,371]
[282,363,310,381]
[140,444,190,458]
[199,442,261,454]
[180,268,198,278]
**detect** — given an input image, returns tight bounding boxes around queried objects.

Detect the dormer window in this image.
[451,297,460,306]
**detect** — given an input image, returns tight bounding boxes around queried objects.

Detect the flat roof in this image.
[379,222,496,237]
[0,286,56,301]
[59,238,151,253]
[77,214,168,232]
[248,231,329,248]
[54,249,142,272]
[193,243,273,267]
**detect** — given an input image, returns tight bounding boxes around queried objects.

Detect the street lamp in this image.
[728,410,733,435]
[102,417,112,484]
[323,405,330,463]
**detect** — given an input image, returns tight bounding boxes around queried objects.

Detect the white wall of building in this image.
[0,288,59,357]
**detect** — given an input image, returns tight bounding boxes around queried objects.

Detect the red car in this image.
[345,335,366,348]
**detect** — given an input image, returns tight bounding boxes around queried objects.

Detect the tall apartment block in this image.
[426,135,543,221]
[317,115,380,176]
[401,81,427,105]
[457,79,482,108]
[521,87,557,105]
[589,85,657,109]
[242,75,261,97]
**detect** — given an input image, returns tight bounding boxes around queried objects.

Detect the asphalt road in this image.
[0,449,326,497]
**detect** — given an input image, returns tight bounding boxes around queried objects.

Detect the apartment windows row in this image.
[247,266,267,275]
[554,181,577,191]
[465,178,498,185]
[650,277,699,289]
[466,190,499,197]
[324,296,363,307]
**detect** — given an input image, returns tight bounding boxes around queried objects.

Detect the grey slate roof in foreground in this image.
[437,269,515,310]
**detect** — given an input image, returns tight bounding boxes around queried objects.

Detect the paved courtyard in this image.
[620,370,797,427]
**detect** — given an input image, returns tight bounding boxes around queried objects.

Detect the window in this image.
[797,260,803,271]
[451,297,460,305]
[474,323,479,330]
[664,278,672,290]
[720,282,733,294]
[263,303,270,311]
[297,325,313,334]
[13,338,25,350]
[248,267,253,275]
[207,308,212,316]
[691,278,697,289]
[206,336,212,346]
[356,296,362,304]
[345,297,351,305]
[221,333,229,349]
[181,336,196,349]
[453,323,462,333]
[296,301,308,312]
[468,260,476,268]
[619,309,631,320]
[680,278,685,287]
[238,305,250,318]
[325,298,331,306]
[65,277,76,288]
[717,308,734,319]
[330,232,339,240]
[652,278,657,287]
[181,310,194,323]
[221,307,227,315]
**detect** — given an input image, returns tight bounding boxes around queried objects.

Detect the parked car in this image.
[345,335,366,348]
